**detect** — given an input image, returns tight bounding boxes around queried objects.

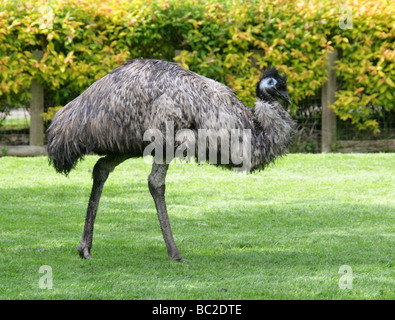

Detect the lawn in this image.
[0,118,30,131]
[0,154,394,299]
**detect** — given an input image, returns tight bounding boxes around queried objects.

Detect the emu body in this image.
[47,59,296,261]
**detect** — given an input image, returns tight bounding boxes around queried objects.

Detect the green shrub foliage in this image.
[0,0,394,131]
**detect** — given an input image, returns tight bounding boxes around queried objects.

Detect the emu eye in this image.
[258,77,278,93]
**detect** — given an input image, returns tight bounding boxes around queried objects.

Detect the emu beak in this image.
[281,92,292,105]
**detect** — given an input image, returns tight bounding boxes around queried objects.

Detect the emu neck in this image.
[251,99,296,169]
[256,90,277,104]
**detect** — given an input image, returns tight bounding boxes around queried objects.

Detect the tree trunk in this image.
[321,49,337,152]
[29,50,44,146]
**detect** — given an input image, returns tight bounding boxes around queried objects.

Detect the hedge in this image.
[0,0,394,131]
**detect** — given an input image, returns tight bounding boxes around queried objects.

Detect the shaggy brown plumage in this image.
[47,59,295,174]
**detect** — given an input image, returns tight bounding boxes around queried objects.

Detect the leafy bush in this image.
[0,0,393,131]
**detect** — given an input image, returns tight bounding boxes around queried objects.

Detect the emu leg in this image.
[78,155,130,259]
[148,163,185,262]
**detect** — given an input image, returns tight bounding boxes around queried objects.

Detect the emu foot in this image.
[78,243,92,259]
[169,252,187,262]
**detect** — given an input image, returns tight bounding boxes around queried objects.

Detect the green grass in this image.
[0,154,394,299]
[0,118,30,131]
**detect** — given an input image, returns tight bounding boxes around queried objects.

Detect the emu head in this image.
[256,68,291,105]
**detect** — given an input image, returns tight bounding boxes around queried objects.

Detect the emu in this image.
[47,59,296,261]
